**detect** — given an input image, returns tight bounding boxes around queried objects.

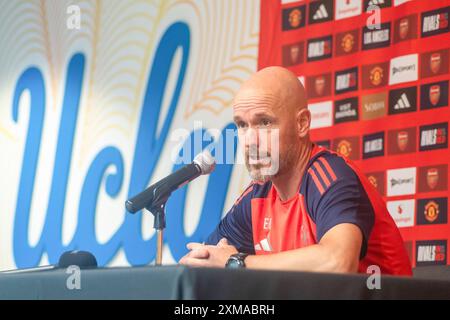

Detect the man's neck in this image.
[271,142,313,201]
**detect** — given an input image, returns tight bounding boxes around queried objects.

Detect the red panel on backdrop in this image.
[258,0,450,267]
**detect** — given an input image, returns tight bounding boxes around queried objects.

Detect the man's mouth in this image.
[247,154,271,165]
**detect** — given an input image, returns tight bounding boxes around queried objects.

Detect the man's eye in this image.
[236,122,247,129]
[261,119,272,127]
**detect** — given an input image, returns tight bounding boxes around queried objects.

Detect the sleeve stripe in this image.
[313,162,331,188]
[318,157,337,181]
[308,168,325,195]
[234,185,254,206]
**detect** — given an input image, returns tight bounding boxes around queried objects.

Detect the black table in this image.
[0,266,449,299]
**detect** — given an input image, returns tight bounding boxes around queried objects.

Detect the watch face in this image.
[226,258,244,268]
[226,254,247,268]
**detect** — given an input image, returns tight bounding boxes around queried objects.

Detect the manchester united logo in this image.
[424,200,440,223]
[427,168,439,190]
[336,140,352,158]
[430,53,442,74]
[397,131,409,151]
[289,9,302,28]
[314,76,325,96]
[341,33,354,53]
[370,66,384,86]
[399,18,409,39]
[429,85,441,106]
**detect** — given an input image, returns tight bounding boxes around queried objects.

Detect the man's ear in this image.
[296,108,311,138]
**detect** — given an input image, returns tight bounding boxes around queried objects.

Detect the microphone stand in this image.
[145,188,170,266]
[127,152,215,266]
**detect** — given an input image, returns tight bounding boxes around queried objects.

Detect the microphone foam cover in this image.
[57,250,98,269]
[193,150,216,174]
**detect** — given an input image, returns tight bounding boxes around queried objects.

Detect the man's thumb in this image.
[218,238,229,247]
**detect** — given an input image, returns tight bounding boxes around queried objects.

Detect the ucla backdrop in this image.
[0,0,259,270]
[1,0,449,271]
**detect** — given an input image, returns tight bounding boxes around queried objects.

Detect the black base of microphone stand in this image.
[146,203,166,266]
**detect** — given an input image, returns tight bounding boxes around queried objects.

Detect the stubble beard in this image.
[245,146,297,183]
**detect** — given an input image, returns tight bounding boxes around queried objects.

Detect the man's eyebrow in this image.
[233,116,243,122]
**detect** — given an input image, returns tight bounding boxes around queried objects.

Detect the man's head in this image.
[232,66,311,182]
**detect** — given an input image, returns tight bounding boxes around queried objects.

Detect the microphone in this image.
[57,250,98,269]
[1,250,98,274]
[126,150,216,213]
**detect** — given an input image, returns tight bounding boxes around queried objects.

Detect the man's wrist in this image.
[225,252,249,268]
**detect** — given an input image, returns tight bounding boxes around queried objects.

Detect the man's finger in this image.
[188,248,210,259]
[187,242,204,250]
[179,257,210,267]
[217,238,229,247]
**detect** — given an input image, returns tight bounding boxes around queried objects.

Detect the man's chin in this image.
[249,170,273,183]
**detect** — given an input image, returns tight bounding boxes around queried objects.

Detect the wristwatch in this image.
[225,253,249,268]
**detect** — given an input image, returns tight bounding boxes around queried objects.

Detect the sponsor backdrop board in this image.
[260,0,450,267]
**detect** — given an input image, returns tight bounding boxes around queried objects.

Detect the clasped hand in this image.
[179,238,238,267]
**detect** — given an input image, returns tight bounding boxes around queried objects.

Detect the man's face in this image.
[233,90,298,182]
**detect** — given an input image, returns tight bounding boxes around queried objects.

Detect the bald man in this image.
[180,67,412,275]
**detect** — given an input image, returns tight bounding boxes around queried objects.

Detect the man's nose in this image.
[244,128,259,147]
